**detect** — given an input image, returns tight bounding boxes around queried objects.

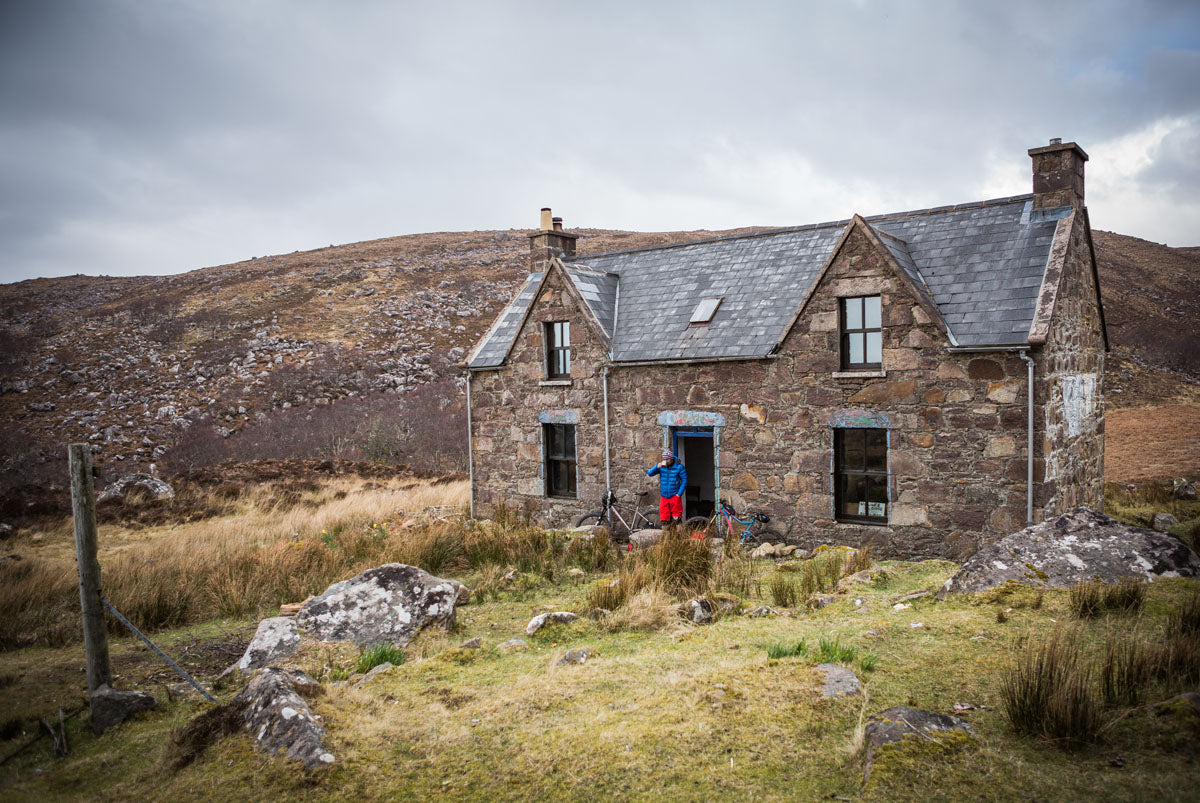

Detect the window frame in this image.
[839,296,883,371]
[543,422,577,498]
[833,427,889,524]
[544,321,571,379]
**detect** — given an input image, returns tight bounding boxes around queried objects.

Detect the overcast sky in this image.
[1,1,1197,284]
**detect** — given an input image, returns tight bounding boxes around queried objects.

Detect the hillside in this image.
[1,222,1197,503]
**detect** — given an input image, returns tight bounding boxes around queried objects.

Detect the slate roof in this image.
[468,194,1071,368]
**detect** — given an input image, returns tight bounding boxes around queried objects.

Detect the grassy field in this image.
[2,476,1199,800]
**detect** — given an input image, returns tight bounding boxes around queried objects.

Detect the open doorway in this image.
[672,427,715,520]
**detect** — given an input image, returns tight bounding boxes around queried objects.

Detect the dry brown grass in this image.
[0,478,468,649]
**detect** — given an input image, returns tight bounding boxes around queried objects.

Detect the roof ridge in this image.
[563,194,1035,263]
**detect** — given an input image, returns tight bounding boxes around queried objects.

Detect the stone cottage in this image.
[465,139,1106,558]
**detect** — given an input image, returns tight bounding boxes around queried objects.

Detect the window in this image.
[690,297,723,325]
[545,321,570,378]
[840,296,882,370]
[835,428,888,523]
[543,423,576,498]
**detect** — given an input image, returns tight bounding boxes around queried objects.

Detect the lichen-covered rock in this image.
[938,508,1200,599]
[296,564,460,647]
[235,668,334,770]
[1173,479,1197,501]
[525,611,578,635]
[863,706,975,781]
[90,684,158,735]
[815,664,861,698]
[556,648,593,666]
[96,473,175,503]
[354,662,395,688]
[687,598,714,624]
[1154,513,1181,532]
[220,617,301,680]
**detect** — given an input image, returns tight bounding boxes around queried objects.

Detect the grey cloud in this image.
[1,0,1198,284]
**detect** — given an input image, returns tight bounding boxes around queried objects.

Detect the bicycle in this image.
[574,489,661,538]
[686,501,781,548]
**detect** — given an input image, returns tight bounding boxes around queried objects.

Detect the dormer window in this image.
[545,321,570,378]
[840,296,882,370]
[690,297,723,325]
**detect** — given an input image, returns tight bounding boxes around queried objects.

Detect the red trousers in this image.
[659,495,683,521]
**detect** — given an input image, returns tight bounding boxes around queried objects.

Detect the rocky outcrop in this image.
[938,508,1200,599]
[815,664,861,699]
[96,473,175,503]
[863,706,975,780]
[296,563,461,647]
[234,668,334,770]
[89,684,158,735]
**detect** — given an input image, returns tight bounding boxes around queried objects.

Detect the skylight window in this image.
[690,297,723,324]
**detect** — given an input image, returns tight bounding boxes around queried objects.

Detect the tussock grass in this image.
[769,574,798,608]
[357,644,406,673]
[1001,629,1103,749]
[1068,578,1146,619]
[766,639,807,659]
[1100,630,1154,707]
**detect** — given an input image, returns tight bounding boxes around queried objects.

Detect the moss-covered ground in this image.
[2,559,1199,801]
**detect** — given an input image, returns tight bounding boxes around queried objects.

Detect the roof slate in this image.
[468,194,1072,368]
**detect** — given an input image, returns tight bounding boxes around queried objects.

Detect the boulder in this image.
[750,543,775,560]
[219,617,301,680]
[1173,479,1197,501]
[458,637,482,649]
[296,564,461,647]
[628,529,663,549]
[815,664,861,699]
[235,668,334,770]
[1154,513,1180,532]
[96,473,175,504]
[687,598,714,624]
[90,684,158,735]
[746,606,778,617]
[938,508,1200,599]
[863,706,975,780]
[525,611,578,635]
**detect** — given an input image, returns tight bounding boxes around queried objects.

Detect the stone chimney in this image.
[529,207,578,271]
[1028,138,1089,210]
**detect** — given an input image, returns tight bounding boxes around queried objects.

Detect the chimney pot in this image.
[540,208,553,231]
[1049,137,1062,145]
[552,216,563,231]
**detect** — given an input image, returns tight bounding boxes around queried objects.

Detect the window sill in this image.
[539,379,572,386]
[835,518,890,527]
[832,370,885,379]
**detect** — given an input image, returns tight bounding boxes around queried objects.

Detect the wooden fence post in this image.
[68,444,110,694]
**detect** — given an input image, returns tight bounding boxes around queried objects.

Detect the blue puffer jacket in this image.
[647,461,688,499]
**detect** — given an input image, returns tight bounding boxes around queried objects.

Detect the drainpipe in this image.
[465,369,475,519]
[1019,350,1035,524]
[602,365,612,493]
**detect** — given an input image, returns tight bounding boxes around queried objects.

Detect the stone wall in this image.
[1036,212,1106,515]
[469,218,1105,560]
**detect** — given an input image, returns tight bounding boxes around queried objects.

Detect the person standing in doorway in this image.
[648,449,687,537]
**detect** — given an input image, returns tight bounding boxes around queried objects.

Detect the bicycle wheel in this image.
[685,516,711,537]
[574,511,604,528]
